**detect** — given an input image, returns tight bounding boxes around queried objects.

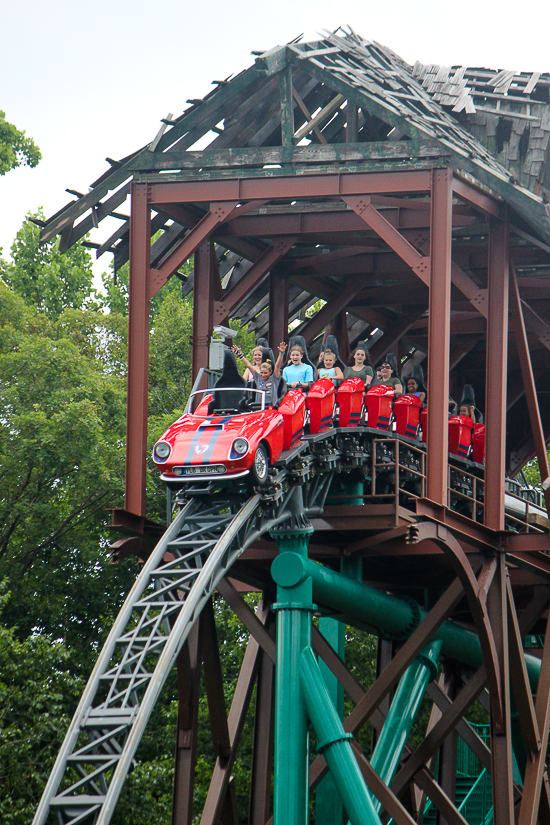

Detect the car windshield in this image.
[184,387,267,415]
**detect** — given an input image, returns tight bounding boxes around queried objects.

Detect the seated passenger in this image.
[405,366,427,405]
[243,346,263,382]
[283,344,314,390]
[318,349,344,381]
[344,343,373,387]
[459,403,476,423]
[459,384,481,424]
[371,361,403,396]
[232,343,285,406]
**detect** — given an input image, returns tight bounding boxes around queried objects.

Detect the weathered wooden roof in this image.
[37,28,550,472]
[40,26,550,260]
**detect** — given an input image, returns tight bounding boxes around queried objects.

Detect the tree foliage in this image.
[0,216,260,821]
[1,212,95,317]
[0,111,41,176]
[0,216,385,825]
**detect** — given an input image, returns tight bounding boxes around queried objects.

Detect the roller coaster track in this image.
[32,424,545,825]
[33,463,334,825]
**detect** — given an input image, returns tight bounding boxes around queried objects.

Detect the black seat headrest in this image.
[207,350,246,413]
[323,334,346,373]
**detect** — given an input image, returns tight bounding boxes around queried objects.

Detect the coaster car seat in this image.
[207,350,246,414]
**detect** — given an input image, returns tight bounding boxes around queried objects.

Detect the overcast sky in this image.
[2,0,550,279]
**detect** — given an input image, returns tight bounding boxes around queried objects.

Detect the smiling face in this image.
[290,347,303,365]
[354,348,366,366]
[252,348,263,365]
[380,362,393,378]
[260,364,272,379]
[407,378,418,393]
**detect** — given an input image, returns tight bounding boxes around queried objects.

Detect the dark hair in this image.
[349,345,372,368]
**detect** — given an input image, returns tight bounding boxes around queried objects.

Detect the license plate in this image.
[181,465,225,476]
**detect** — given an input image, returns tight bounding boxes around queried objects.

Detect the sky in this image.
[2,0,550,282]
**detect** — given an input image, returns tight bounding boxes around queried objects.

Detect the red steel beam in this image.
[192,239,215,381]
[269,266,289,345]
[487,557,514,824]
[509,264,550,515]
[148,201,237,298]
[484,217,510,530]
[426,169,453,505]
[148,169,433,204]
[453,177,500,217]
[219,208,474,237]
[213,236,296,324]
[125,183,150,517]
[342,196,430,285]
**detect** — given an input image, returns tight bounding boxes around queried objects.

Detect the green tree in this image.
[1,213,95,318]
[0,586,83,825]
[0,282,136,652]
[0,111,40,176]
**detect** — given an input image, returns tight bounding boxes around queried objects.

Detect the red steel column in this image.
[192,239,214,382]
[125,183,151,517]
[269,265,289,346]
[426,169,453,505]
[484,217,509,530]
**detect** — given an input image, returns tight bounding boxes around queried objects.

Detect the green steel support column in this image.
[328,473,364,506]
[271,555,543,687]
[300,645,383,825]
[369,639,442,810]
[271,498,315,825]
[316,553,362,825]
[316,616,345,825]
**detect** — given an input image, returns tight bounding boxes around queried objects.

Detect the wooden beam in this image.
[292,86,327,144]
[279,65,294,147]
[293,93,345,142]
[292,275,366,342]
[131,139,448,171]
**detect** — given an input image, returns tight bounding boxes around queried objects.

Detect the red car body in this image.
[152,392,286,483]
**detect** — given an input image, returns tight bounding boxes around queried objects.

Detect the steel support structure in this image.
[192,239,216,381]
[110,164,550,825]
[268,265,289,345]
[426,169,452,505]
[125,183,151,516]
[485,216,510,530]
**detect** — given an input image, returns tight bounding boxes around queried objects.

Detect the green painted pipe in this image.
[370,639,442,810]
[271,555,542,688]
[300,646,383,825]
[272,517,315,825]
[316,616,345,825]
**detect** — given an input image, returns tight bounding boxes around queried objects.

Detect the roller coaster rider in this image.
[282,343,314,390]
[371,359,403,396]
[344,342,374,387]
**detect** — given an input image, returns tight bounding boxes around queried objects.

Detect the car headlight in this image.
[232,438,249,456]
[154,441,171,460]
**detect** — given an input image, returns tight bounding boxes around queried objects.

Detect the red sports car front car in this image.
[152,396,285,485]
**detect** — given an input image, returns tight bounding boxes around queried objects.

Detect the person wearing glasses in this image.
[371,361,403,396]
